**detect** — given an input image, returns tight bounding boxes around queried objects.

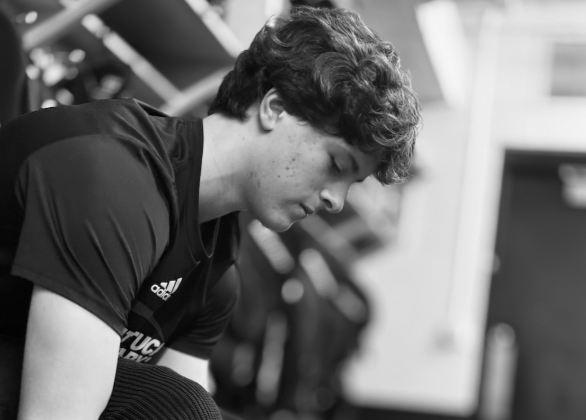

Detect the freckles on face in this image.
[284,154,301,180]
[250,145,314,208]
[246,114,374,231]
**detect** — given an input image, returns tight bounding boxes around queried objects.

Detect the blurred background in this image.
[2,0,586,419]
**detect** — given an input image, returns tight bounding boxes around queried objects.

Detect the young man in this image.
[0,6,420,420]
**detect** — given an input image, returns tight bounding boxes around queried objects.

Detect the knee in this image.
[100,357,221,420]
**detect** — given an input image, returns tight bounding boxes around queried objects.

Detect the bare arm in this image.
[154,347,210,390]
[18,286,120,420]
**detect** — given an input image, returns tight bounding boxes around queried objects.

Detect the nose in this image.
[320,183,348,213]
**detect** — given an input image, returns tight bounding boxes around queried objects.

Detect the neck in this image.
[198,113,252,222]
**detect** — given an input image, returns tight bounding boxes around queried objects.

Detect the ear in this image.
[258,88,286,131]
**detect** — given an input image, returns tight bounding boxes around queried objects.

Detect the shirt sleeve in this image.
[166,266,240,360]
[167,214,241,359]
[11,135,170,335]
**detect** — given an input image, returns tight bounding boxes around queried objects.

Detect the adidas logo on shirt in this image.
[151,278,182,301]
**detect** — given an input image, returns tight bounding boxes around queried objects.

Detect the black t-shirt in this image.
[0,98,240,361]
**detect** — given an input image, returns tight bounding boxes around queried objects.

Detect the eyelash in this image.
[330,155,341,173]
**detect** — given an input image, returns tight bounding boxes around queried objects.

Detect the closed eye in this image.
[330,155,341,174]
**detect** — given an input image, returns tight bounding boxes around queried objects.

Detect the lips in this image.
[300,204,315,217]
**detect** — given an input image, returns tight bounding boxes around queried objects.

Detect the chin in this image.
[247,202,296,232]
[256,213,294,233]
[261,219,293,233]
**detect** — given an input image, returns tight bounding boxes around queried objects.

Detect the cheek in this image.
[282,153,301,179]
[258,151,322,196]
[272,154,307,190]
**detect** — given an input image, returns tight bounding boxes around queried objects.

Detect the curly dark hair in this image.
[208,6,421,184]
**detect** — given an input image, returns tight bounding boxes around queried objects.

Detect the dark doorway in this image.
[486,150,586,419]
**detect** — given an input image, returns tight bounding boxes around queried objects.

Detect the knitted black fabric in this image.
[100,357,221,420]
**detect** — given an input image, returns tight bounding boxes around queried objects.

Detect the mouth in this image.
[300,204,315,218]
